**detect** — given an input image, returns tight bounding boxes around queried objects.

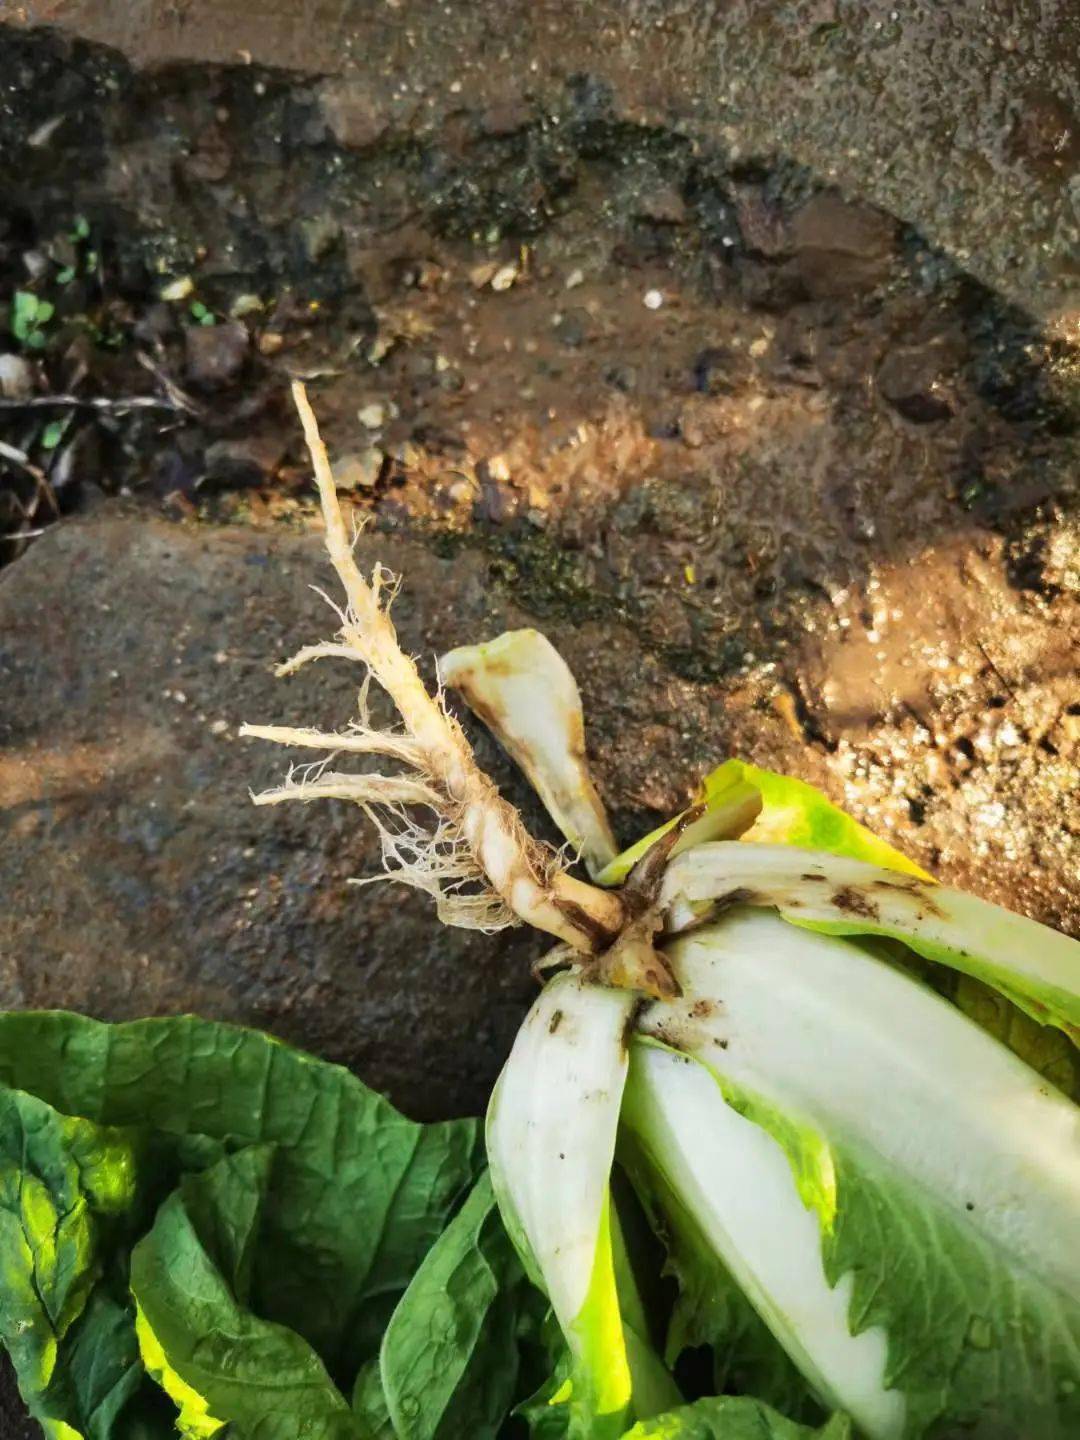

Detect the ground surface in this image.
[0,8,1078,1430]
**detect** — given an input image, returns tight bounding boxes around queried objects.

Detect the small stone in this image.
[160,276,194,302]
[479,100,531,136]
[643,289,664,310]
[469,261,499,289]
[203,436,284,488]
[184,123,231,182]
[734,188,788,256]
[367,333,395,365]
[474,478,518,524]
[564,268,585,290]
[229,293,264,319]
[491,263,518,292]
[788,194,896,296]
[358,402,386,430]
[22,250,49,281]
[487,454,511,481]
[877,346,954,423]
[333,448,384,490]
[553,310,587,347]
[184,320,249,389]
[299,214,341,263]
[257,331,284,356]
[0,353,34,400]
[692,346,732,396]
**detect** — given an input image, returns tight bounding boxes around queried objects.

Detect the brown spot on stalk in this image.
[714,885,764,911]
[831,885,881,920]
[548,1008,564,1035]
[553,896,621,952]
[870,875,946,919]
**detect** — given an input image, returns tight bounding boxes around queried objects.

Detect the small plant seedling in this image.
[190,300,216,327]
[11,291,55,350]
[40,418,70,451]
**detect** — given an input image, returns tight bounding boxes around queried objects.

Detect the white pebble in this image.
[358,402,386,429]
[160,276,194,302]
[565,268,585,290]
[491,264,518,292]
[643,289,664,310]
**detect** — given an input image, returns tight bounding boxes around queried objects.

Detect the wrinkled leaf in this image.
[372,1170,528,1440]
[0,1014,484,1381]
[131,1147,360,1439]
[0,1088,154,1438]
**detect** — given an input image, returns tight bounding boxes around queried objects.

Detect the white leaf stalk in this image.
[487,973,636,1438]
[621,1043,904,1440]
[660,841,1080,1038]
[643,910,1080,1285]
[242,384,627,956]
[440,628,618,878]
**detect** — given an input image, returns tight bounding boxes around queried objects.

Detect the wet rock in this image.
[0,514,543,1121]
[184,320,249,389]
[12,0,1077,316]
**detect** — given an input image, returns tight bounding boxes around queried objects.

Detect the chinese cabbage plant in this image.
[238,388,1080,1440]
[1,386,1075,1440]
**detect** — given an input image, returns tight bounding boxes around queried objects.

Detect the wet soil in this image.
[0,27,1076,933]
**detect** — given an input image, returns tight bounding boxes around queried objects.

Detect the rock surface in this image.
[8,0,1079,318]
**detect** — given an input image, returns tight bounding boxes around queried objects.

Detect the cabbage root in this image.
[241,383,630,957]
